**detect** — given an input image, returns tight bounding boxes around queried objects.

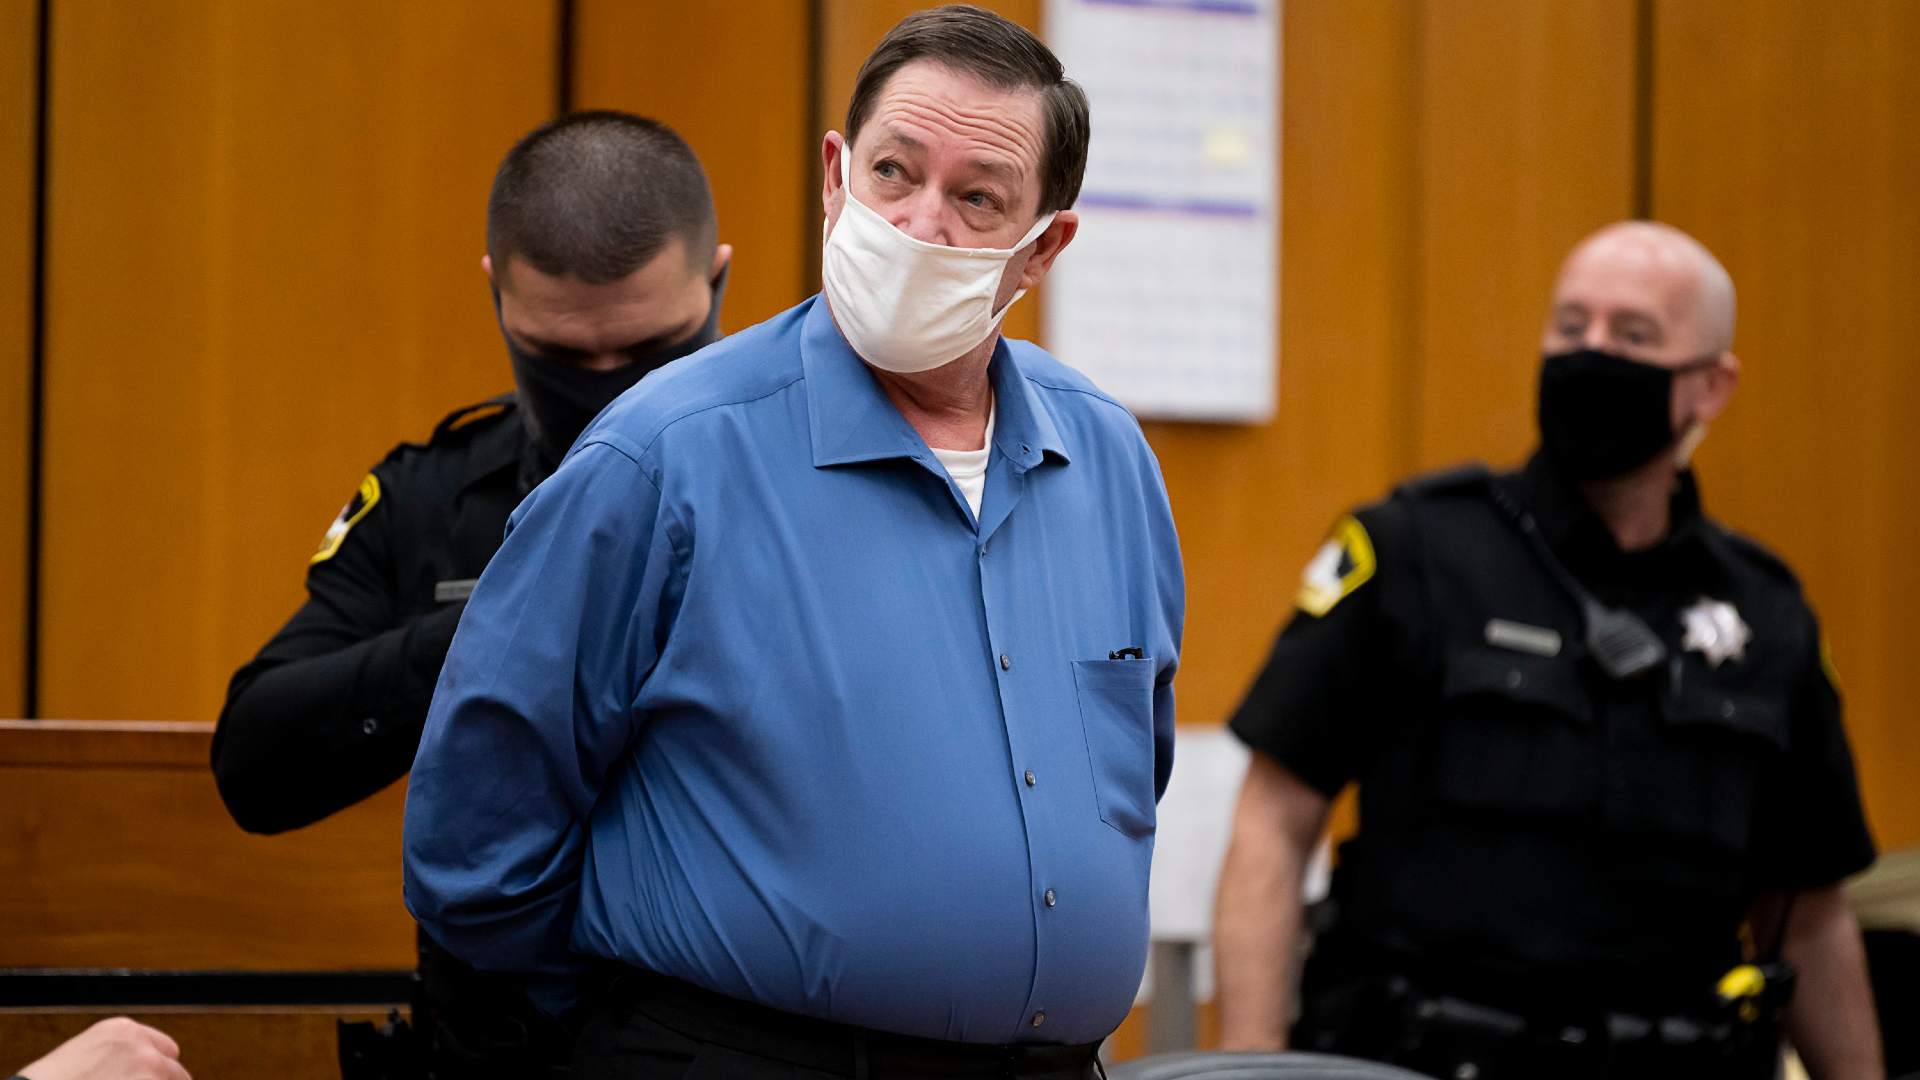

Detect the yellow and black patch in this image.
[1296,515,1376,617]
[312,473,381,564]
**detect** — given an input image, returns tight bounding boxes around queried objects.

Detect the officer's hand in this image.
[16,1018,191,1080]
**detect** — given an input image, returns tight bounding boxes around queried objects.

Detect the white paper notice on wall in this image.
[1042,0,1279,423]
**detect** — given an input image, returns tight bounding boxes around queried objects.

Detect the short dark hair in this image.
[845,5,1089,215]
[487,110,716,285]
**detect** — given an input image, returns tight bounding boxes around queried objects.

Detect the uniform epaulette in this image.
[430,392,517,445]
[1393,462,1493,500]
[1708,522,1803,589]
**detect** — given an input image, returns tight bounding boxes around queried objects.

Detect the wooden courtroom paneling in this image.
[572,0,815,333]
[1411,0,1637,471]
[0,1009,394,1080]
[0,721,413,969]
[37,1,556,722]
[0,0,36,719]
[1652,0,1920,849]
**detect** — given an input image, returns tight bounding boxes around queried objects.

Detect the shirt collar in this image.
[455,395,544,496]
[800,295,1068,471]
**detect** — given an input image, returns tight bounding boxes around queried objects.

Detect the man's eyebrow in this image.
[869,129,925,154]
[514,331,584,356]
[1610,309,1666,338]
[621,320,697,354]
[965,158,1018,180]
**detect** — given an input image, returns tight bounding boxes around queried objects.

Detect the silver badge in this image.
[1681,597,1750,667]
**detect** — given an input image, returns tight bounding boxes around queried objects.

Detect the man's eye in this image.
[874,161,897,178]
[965,192,993,209]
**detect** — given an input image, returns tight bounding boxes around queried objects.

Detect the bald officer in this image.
[1215,222,1882,1079]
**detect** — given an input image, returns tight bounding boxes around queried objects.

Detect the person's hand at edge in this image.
[15,1017,190,1080]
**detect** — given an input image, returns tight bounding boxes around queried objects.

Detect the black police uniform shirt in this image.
[211,394,543,834]
[1229,452,1876,1011]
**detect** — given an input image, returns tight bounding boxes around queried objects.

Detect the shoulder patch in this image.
[1297,515,1376,617]
[311,473,381,564]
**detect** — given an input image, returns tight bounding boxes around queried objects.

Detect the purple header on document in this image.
[1080,0,1262,17]
[1077,193,1262,218]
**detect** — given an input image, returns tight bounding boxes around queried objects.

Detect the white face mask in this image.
[822,147,1057,374]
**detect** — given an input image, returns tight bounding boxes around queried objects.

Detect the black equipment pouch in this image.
[338,1010,423,1080]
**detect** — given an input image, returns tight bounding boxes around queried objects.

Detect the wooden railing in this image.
[0,719,414,971]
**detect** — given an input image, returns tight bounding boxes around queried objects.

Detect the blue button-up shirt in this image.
[403,296,1183,1046]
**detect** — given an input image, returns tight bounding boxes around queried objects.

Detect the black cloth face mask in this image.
[501,263,728,466]
[1536,347,1714,481]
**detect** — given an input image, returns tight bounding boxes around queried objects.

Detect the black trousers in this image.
[571,967,1103,1080]
[417,929,573,1079]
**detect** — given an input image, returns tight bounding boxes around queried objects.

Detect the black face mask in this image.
[502,264,728,466]
[1536,348,1711,481]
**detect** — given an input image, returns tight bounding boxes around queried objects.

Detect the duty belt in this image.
[1296,966,1792,1080]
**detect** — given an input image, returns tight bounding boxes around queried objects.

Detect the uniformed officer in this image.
[1213,221,1884,1079]
[209,110,731,1078]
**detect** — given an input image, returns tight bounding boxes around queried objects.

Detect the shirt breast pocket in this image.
[1073,657,1158,839]
[1619,677,1790,852]
[1431,646,1597,813]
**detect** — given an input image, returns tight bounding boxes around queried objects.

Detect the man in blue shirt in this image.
[402,8,1184,1078]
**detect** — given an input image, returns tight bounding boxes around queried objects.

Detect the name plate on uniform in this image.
[434,579,478,603]
[1485,619,1562,657]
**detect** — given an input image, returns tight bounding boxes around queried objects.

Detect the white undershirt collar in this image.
[928,394,996,520]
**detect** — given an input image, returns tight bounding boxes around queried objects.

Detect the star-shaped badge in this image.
[1681,597,1751,668]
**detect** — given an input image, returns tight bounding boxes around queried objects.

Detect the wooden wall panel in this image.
[0,0,35,718]
[38,1,556,722]
[1412,0,1637,471]
[1653,0,1920,849]
[0,722,412,969]
[572,0,814,333]
[0,1010,393,1080]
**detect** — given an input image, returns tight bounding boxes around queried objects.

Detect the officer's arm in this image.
[1215,753,1330,1051]
[1759,885,1884,1080]
[1217,507,1410,1049]
[1748,617,1881,1078]
[211,471,456,834]
[403,439,673,1022]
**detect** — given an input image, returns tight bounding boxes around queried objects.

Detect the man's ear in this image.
[1015,211,1079,291]
[481,254,495,282]
[1697,351,1741,423]
[821,132,848,222]
[711,243,733,283]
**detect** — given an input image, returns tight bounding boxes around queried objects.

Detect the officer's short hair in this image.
[845,5,1089,215]
[487,111,716,286]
